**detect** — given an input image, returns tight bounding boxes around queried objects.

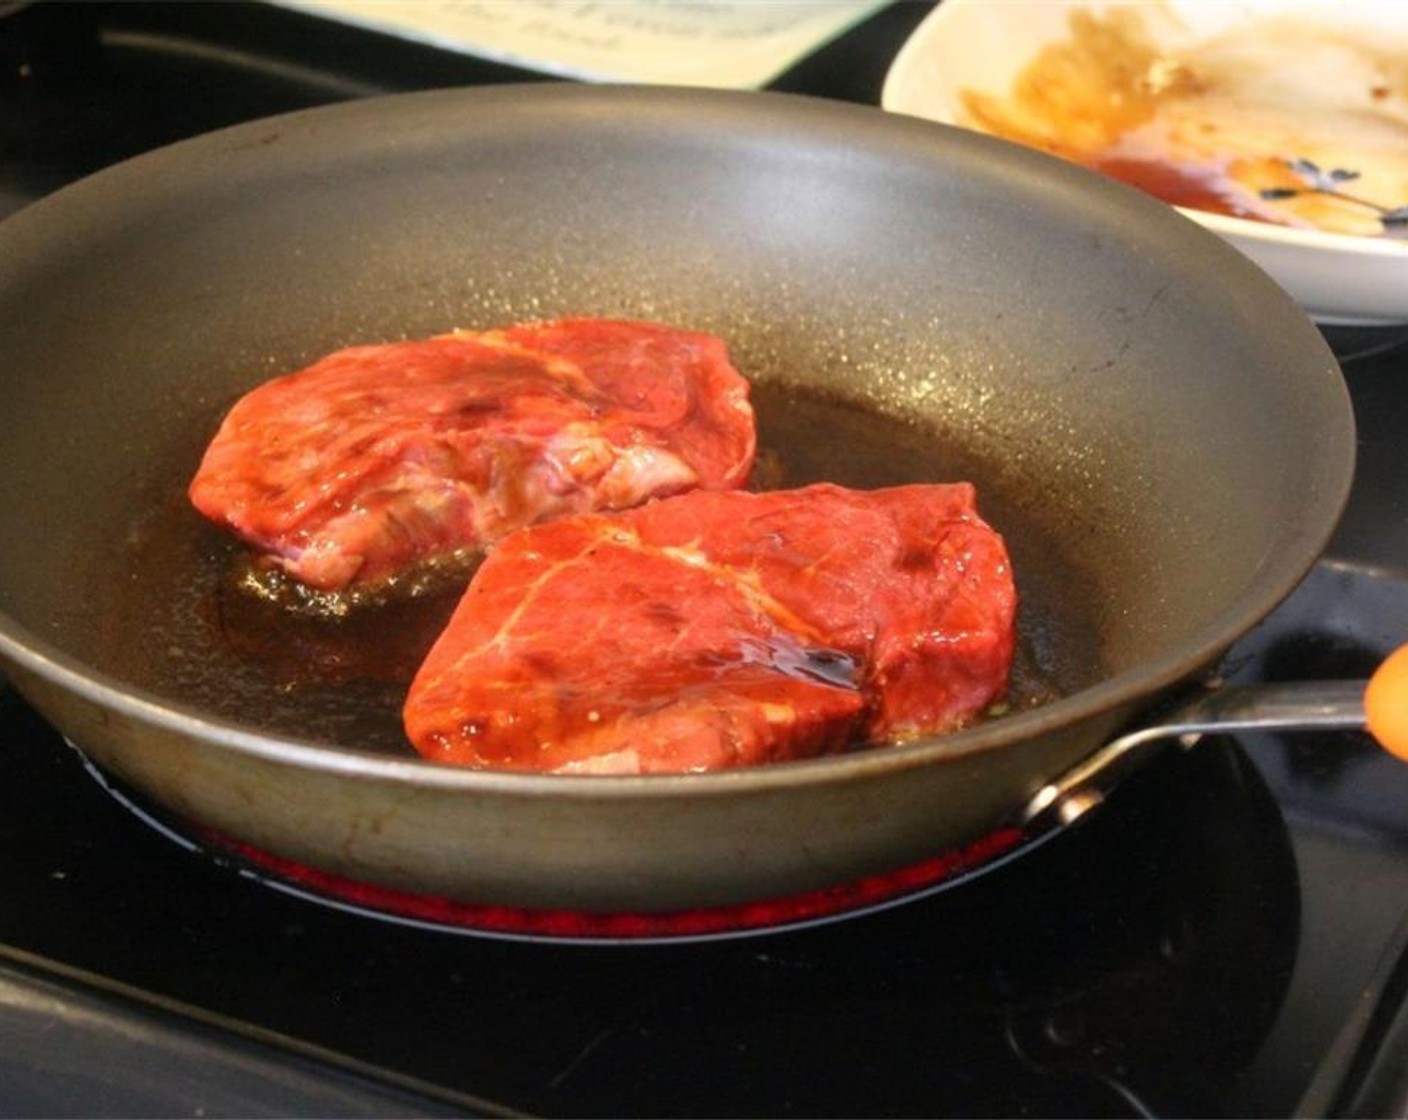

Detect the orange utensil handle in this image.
[1367,645,1408,760]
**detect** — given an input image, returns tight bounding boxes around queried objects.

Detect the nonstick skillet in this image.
[0,85,1356,912]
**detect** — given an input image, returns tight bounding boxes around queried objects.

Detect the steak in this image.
[403,483,1016,773]
[189,319,755,591]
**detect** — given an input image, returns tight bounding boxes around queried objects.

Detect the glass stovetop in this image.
[4,4,1408,1116]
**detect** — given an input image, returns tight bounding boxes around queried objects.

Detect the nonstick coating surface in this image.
[0,86,1352,910]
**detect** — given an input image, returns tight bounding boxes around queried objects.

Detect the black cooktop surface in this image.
[4,4,1408,1117]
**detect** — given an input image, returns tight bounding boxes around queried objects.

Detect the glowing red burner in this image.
[76,747,1028,941]
[206,827,1027,942]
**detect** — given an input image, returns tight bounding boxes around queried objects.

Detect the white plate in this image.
[882,0,1408,326]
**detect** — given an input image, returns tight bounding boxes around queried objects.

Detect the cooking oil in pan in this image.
[85,383,1101,758]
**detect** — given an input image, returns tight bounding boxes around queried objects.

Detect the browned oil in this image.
[89,382,1102,757]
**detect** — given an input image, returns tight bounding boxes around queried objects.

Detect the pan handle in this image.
[1021,644,1408,836]
[1019,679,1370,837]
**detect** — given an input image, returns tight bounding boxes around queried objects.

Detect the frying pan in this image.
[0,85,1355,913]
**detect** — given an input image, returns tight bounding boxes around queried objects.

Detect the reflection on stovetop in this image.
[1215,560,1408,1117]
[1224,560,1408,842]
[4,559,1408,1116]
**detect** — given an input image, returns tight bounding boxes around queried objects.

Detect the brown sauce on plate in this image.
[957,7,1408,237]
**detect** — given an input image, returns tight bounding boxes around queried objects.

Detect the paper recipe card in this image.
[275,0,890,88]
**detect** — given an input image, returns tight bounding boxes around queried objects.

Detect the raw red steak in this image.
[188,319,755,591]
[403,483,1016,774]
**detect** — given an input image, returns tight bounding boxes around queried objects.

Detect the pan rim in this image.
[0,82,1356,798]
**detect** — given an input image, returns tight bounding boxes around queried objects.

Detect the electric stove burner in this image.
[213,827,1030,942]
[77,751,1032,943]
